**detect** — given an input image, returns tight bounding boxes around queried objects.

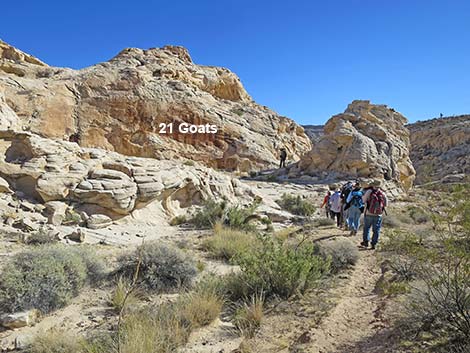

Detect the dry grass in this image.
[202,227,258,261]
[109,276,140,312]
[233,293,264,338]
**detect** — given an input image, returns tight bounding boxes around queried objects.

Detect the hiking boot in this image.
[360,241,368,248]
[371,244,376,250]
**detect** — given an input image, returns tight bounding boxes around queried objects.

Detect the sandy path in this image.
[305,246,386,353]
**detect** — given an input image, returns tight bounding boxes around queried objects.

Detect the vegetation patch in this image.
[277,193,316,216]
[202,227,258,261]
[116,242,197,292]
[226,236,330,300]
[316,237,359,273]
[0,245,104,314]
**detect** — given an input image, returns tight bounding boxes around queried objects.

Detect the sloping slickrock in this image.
[408,115,470,184]
[296,100,415,189]
[0,40,311,172]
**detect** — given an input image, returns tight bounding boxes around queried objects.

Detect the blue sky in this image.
[2,0,469,125]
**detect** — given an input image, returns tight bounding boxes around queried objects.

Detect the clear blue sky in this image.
[2,0,469,125]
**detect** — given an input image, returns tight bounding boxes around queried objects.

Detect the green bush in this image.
[277,193,315,216]
[316,237,359,273]
[224,203,259,231]
[228,236,330,300]
[169,215,187,226]
[191,200,259,231]
[116,242,197,292]
[191,200,226,228]
[202,228,258,261]
[0,245,104,314]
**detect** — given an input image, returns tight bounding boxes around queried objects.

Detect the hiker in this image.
[320,189,332,218]
[329,186,342,227]
[345,182,364,236]
[279,148,287,168]
[340,181,353,230]
[361,180,388,250]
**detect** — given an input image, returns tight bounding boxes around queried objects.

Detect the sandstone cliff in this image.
[0,40,311,172]
[295,100,415,189]
[408,115,470,184]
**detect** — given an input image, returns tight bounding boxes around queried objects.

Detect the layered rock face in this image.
[296,100,415,189]
[0,94,254,218]
[0,40,311,172]
[408,115,470,184]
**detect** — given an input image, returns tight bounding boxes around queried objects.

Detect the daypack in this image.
[341,183,353,201]
[367,189,385,214]
[350,191,364,208]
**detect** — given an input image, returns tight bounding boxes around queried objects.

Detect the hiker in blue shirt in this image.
[345,182,364,236]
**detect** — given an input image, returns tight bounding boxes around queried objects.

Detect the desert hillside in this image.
[0,42,468,353]
[408,115,470,184]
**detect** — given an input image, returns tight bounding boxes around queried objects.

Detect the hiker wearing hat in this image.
[360,180,388,249]
[279,148,287,168]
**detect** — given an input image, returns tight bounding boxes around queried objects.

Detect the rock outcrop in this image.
[0,130,255,219]
[0,41,311,172]
[302,125,324,144]
[295,100,415,189]
[408,115,470,184]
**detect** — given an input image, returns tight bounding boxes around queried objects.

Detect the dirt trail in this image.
[305,245,387,353]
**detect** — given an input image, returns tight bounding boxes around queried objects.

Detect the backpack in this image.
[350,191,363,208]
[341,183,353,201]
[367,189,385,214]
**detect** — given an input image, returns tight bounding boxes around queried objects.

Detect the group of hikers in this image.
[277,148,387,249]
[321,180,388,249]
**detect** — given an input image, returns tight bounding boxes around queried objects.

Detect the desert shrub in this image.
[169,215,187,226]
[202,228,258,261]
[63,209,82,225]
[28,330,86,353]
[277,193,315,216]
[314,217,336,227]
[381,215,401,229]
[274,226,301,241]
[233,293,264,338]
[316,237,359,273]
[183,160,195,166]
[407,206,431,224]
[191,200,226,228]
[179,278,224,328]
[23,228,58,245]
[404,259,470,350]
[116,242,197,292]
[224,204,259,231]
[228,236,330,300]
[191,200,260,231]
[0,245,104,314]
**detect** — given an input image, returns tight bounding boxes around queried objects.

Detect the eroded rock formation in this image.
[408,115,470,184]
[0,40,311,172]
[295,100,415,189]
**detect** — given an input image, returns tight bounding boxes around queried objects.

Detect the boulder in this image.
[44,200,69,225]
[86,214,113,229]
[67,228,86,243]
[0,310,40,329]
[296,100,415,189]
